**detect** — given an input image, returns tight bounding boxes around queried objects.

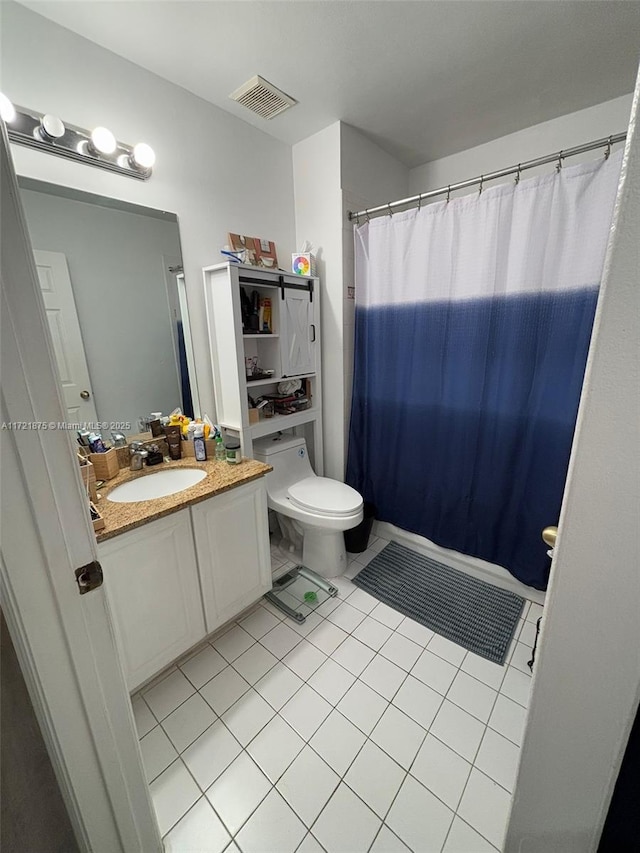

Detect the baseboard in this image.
[373,520,546,605]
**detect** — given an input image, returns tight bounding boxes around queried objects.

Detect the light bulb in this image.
[40,114,65,140]
[132,142,155,169]
[0,92,16,123]
[90,126,116,155]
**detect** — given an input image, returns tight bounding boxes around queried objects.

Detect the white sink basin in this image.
[107,468,207,503]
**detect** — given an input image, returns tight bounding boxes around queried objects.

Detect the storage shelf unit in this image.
[203,262,323,470]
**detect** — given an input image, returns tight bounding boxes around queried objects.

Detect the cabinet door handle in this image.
[310,324,316,342]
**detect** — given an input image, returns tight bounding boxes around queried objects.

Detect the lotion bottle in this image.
[194,425,207,462]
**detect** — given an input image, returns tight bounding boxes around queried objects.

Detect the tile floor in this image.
[133,534,542,853]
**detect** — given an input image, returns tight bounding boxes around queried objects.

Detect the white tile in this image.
[392,675,443,731]
[296,833,325,853]
[162,693,217,753]
[240,606,281,639]
[326,601,366,633]
[182,720,241,790]
[235,789,306,853]
[308,658,356,705]
[447,670,498,723]
[356,547,380,567]
[277,746,340,826]
[307,620,349,655]
[500,666,532,707]
[337,679,388,735]
[411,734,471,810]
[457,768,511,850]
[283,639,327,680]
[526,602,544,623]
[280,684,332,740]
[205,752,271,835]
[232,643,279,685]
[411,649,458,695]
[346,587,378,614]
[310,710,367,775]
[361,655,406,701]
[331,636,376,676]
[510,641,534,674]
[140,726,178,783]
[396,617,435,647]
[143,670,195,721]
[518,619,538,648]
[386,775,454,853]
[353,616,394,651]
[289,606,324,637]
[489,694,527,746]
[379,633,423,671]
[344,740,406,819]
[370,825,411,852]
[163,797,231,853]
[443,816,498,853]
[221,689,275,746]
[212,625,255,662]
[367,536,388,555]
[312,783,381,853]
[370,601,404,630]
[180,645,227,689]
[313,595,342,618]
[475,727,521,792]
[246,715,305,783]
[460,652,506,691]
[131,695,155,738]
[200,667,250,716]
[261,598,287,621]
[430,700,485,763]
[149,759,200,836]
[225,844,241,853]
[261,622,302,658]
[254,662,303,711]
[427,633,467,666]
[370,705,426,770]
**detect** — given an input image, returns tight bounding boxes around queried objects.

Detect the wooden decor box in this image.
[88,448,119,480]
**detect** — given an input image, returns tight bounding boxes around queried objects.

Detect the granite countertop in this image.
[95,456,271,543]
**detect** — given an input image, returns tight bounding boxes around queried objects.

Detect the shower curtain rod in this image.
[348,131,627,222]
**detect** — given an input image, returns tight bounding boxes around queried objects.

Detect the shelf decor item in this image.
[292,252,316,276]
[228,233,278,269]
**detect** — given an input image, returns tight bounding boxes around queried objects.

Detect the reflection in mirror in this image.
[18,179,199,434]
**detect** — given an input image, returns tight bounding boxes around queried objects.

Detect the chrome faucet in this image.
[129,441,148,471]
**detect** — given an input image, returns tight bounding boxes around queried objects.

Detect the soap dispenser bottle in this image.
[193,425,207,462]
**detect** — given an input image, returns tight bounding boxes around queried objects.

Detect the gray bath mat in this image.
[353,541,525,664]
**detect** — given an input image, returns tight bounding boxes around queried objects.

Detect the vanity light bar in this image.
[3,99,154,180]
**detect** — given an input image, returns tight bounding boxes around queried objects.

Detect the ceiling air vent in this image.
[229,75,297,120]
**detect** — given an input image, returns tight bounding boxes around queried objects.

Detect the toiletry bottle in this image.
[194,425,207,462]
[214,435,225,461]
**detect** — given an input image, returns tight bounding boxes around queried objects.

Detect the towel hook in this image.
[478,175,484,195]
[556,150,564,173]
[604,136,612,159]
[514,164,522,185]
[446,185,451,203]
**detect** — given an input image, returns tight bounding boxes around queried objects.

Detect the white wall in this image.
[292,122,343,479]
[506,78,640,851]
[20,188,182,431]
[0,1,296,421]
[410,94,633,196]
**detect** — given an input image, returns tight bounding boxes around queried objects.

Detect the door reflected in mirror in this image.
[18,178,199,434]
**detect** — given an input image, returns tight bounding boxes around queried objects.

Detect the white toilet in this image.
[253,434,363,578]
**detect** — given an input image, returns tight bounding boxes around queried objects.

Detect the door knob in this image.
[80,390,91,399]
[542,526,558,547]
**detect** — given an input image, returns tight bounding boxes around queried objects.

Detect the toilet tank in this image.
[252,434,314,494]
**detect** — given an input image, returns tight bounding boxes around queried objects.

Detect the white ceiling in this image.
[18,0,640,167]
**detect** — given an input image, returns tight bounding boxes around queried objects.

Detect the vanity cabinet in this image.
[98,479,271,691]
[98,509,205,691]
[191,479,271,632]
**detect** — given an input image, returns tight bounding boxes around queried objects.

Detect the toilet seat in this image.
[287,477,363,518]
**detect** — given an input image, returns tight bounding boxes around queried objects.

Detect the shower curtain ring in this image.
[478,175,484,195]
[515,164,521,185]
[365,209,370,223]
[556,150,563,173]
[417,194,422,210]
[446,186,451,203]
[355,212,360,226]
[604,136,612,159]
[387,203,393,217]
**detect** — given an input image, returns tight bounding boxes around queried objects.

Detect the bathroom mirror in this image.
[18,178,199,434]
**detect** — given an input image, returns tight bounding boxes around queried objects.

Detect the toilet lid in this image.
[287,477,363,516]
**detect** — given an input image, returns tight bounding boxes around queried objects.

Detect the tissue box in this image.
[292,253,316,277]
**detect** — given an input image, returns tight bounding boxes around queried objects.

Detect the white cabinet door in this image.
[281,289,316,377]
[98,509,205,691]
[191,479,272,633]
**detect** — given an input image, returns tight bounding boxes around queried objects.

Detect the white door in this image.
[1,127,160,850]
[281,289,316,376]
[34,249,98,424]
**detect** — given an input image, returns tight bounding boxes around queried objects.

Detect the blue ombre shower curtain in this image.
[346,151,622,590]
